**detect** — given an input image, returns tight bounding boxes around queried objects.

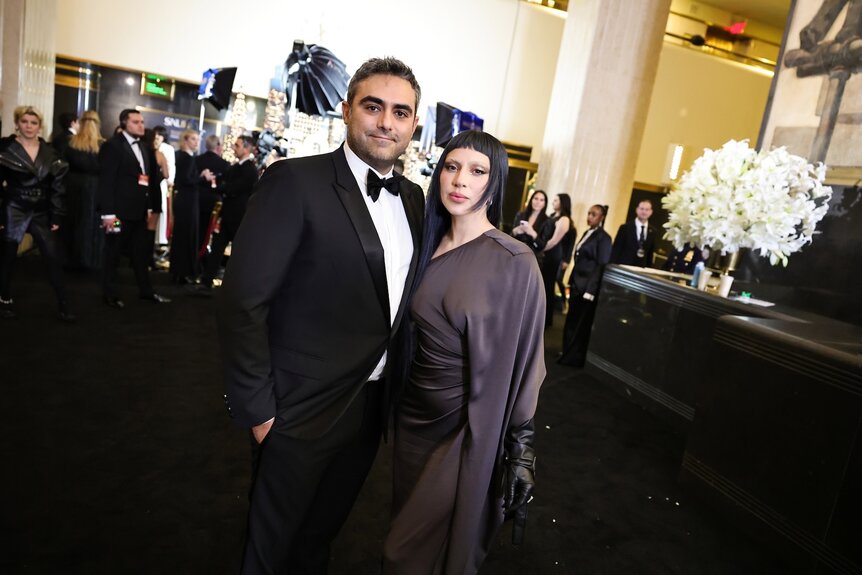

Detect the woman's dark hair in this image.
[152,125,168,140]
[591,203,609,228]
[557,193,572,219]
[525,190,548,219]
[141,128,155,149]
[415,130,508,290]
[519,189,548,234]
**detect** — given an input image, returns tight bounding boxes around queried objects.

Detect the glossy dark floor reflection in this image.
[1,255,785,574]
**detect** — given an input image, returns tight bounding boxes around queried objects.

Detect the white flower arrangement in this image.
[662,140,832,266]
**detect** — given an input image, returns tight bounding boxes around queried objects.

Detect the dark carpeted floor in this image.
[0,254,787,574]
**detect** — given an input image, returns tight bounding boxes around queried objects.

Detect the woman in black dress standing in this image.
[383,131,545,574]
[64,110,104,270]
[170,129,213,284]
[540,193,575,328]
[0,106,74,321]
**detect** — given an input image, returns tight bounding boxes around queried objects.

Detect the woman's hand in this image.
[50,224,60,232]
[522,225,537,239]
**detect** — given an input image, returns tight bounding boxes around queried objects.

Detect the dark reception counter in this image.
[585,265,862,575]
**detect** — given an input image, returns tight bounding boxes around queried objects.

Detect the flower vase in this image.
[717,272,734,298]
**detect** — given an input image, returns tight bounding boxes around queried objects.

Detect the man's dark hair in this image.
[638,198,654,208]
[119,108,140,130]
[59,112,77,130]
[346,57,421,111]
[236,135,255,149]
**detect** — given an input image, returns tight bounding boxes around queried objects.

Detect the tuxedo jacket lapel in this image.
[120,136,143,174]
[330,148,390,324]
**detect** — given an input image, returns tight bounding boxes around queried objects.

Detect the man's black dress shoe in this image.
[141,293,172,303]
[104,296,125,309]
[58,310,78,323]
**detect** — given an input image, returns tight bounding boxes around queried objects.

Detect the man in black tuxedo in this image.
[191,135,258,296]
[98,109,170,307]
[610,198,655,267]
[197,135,230,251]
[218,57,424,574]
[51,112,78,155]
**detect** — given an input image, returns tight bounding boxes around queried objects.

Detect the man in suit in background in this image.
[190,135,258,296]
[218,57,424,574]
[610,198,655,267]
[197,134,230,252]
[98,109,170,307]
[51,112,78,156]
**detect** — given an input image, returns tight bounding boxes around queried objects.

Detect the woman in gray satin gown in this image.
[383,131,546,575]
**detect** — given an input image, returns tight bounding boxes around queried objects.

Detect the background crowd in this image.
[0,106,259,321]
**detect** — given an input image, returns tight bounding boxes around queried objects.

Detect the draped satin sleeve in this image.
[450,230,546,571]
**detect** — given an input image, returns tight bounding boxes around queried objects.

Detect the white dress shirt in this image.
[636,220,648,241]
[122,130,146,173]
[343,142,414,381]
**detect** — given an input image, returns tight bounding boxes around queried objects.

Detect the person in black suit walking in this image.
[197,135,230,252]
[190,135,258,296]
[218,57,424,574]
[610,198,655,267]
[560,204,612,367]
[98,109,170,307]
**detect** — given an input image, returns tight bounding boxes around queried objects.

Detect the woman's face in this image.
[16,114,41,139]
[531,193,546,212]
[439,147,491,218]
[153,133,165,148]
[586,206,604,228]
[552,196,560,211]
[185,134,200,152]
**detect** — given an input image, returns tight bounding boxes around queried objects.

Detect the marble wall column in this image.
[537,0,671,235]
[1,0,58,138]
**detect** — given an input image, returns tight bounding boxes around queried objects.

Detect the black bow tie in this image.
[366,170,404,202]
[131,140,139,146]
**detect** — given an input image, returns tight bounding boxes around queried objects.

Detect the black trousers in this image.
[242,380,384,575]
[102,218,154,298]
[200,216,240,286]
[541,253,562,328]
[0,209,67,306]
[559,293,597,367]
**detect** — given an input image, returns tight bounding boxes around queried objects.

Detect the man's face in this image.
[233,140,250,160]
[636,201,653,223]
[342,74,419,173]
[125,113,145,138]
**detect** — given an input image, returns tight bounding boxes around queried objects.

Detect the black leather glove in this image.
[503,418,536,512]
[503,419,536,545]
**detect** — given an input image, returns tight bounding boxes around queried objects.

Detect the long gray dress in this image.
[384,228,546,575]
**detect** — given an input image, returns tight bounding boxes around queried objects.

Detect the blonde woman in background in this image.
[65,110,105,270]
[170,129,213,283]
[152,125,175,255]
